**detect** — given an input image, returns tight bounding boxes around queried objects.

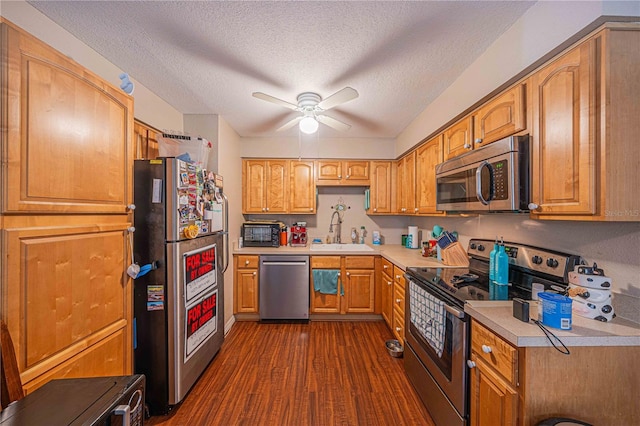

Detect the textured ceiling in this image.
[27,1,535,139]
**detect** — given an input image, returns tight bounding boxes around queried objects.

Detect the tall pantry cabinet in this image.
[0,19,134,393]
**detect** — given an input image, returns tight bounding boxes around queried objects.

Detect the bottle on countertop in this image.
[351,227,358,244]
[359,226,366,244]
[489,237,498,284]
[494,237,509,300]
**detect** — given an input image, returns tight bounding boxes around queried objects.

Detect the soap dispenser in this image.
[359,226,366,244]
[351,227,358,244]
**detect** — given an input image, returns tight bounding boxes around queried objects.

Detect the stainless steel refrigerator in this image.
[133,157,228,415]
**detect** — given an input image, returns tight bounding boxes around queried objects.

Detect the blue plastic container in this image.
[539,292,573,330]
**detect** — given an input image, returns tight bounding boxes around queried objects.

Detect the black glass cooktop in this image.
[406,266,533,307]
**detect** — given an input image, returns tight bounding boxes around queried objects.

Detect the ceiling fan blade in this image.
[252,92,299,110]
[277,116,303,131]
[317,87,359,111]
[316,114,352,132]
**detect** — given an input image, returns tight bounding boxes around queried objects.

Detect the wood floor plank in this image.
[147,321,435,425]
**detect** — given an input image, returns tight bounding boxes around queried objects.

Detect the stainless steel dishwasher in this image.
[259,255,310,320]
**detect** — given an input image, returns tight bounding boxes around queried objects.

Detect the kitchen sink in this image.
[309,243,374,252]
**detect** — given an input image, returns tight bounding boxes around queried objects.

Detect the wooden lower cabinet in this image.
[234,255,259,314]
[310,256,376,315]
[391,265,406,345]
[469,319,640,426]
[380,258,394,327]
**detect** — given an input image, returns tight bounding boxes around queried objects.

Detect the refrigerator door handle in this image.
[221,192,229,273]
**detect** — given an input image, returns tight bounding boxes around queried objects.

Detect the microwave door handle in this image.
[475,161,492,205]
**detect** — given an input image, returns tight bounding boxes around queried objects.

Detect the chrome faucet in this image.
[329,210,342,243]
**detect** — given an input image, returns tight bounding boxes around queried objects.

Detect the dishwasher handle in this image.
[261,261,308,266]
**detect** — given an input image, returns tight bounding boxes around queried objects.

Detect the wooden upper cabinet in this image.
[134,120,159,160]
[443,116,474,160]
[472,84,526,147]
[1,22,133,214]
[530,39,597,216]
[316,160,370,185]
[242,159,288,214]
[289,160,316,213]
[369,161,392,214]
[416,135,444,215]
[396,152,416,214]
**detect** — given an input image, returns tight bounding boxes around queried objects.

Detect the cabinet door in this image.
[473,84,526,147]
[369,161,392,214]
[134,121,159,160]
[235,269,259,313]
[243,160,266,213]
[343,269,375,313]
[416,135,443,214]
[316,160,342,182]
[469,355,518,426]
[289,161,316,213]
[443,116,474,160]
[265,160,288,214]
[396,153,416,214]
[530,40,597,216]
[344,161,370,184]
[380,260,394,327]
[2,23,133,214]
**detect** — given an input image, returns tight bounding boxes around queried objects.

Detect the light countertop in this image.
[233,243,462,270]
[465,300,640,348]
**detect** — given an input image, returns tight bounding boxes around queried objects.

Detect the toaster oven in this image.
[242,222,281,247]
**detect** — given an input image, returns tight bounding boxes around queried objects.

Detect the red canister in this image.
[280,230,287,246]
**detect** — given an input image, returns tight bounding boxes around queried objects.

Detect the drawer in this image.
[393,265,406,289]
[344,256,375,269]
[393,283,405,314]
[471,320,517,385]
[311,256,341,268]
[236,255,259,269]
[381,257,393,275]
[382,271,394,288]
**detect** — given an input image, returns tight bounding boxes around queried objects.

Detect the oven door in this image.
[405,276,469,420]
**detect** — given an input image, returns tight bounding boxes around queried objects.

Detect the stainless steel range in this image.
[404,239,581,426]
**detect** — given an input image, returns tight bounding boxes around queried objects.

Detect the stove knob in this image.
[469,243,477,250]
[546,258,559,268]
[532,255,543,265]
[477,244,485,252]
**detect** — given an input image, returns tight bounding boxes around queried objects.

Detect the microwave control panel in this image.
[491,160,508,200]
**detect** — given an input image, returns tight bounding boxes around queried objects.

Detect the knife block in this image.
[441,242,470,267]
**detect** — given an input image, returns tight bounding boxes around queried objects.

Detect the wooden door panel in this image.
[243,160,265,213]
[473,84,526,147]
[266,161,287,213]
[369,161,391,214]
[289,161,315,213]
[444,116,473,160]
[344,270,375,313]
[316,161,342,181]
[3,25,133,214]
[416,135,443,214]
[3,223,131,373]
[235,270,258,313]
[344,161,370,183]
[531,42,596,215]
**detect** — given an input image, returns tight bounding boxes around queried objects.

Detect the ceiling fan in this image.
[252,87,359,134]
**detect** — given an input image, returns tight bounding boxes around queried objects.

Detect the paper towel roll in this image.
[408,226,419,249]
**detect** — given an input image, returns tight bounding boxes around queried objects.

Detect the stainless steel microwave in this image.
[435,135,530,212]
[242,222,281,247]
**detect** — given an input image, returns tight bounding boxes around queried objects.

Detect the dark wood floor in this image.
[147,320,435,425]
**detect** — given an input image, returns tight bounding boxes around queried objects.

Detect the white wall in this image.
[217,117,243,329]
[241,136,395,159]
[396,0,639,155]
[1,0,183,132]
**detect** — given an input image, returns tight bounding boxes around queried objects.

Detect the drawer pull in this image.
[482,344,492,354]
[252,272,256,276]
[245,260,250,265]
[396,299,402,304]
[387,281,392,286]
[467,360,476,369]
[395,327,402,332]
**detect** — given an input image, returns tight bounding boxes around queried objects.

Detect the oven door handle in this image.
[444,304,465,319]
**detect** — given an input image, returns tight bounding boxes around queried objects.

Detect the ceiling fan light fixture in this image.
[299,116,319,134]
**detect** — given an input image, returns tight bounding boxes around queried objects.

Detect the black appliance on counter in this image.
[241,221,282,247]
[404,239,581,426]
[0,375,145,425]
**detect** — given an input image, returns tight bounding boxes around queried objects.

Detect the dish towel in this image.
[312,269,342,295]
[409,281,446,357]
[364,189,370,211]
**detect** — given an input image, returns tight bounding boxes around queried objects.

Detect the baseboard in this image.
[224,315,236,335]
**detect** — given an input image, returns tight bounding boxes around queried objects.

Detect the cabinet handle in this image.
[266,207,269,211]
[309,208,313,211]
[467,360,476,369]
[346,272,350,276]
[528,202,540,211]
[252,272,256,276]
[396,298,402,304]
[373,208,377,212]
[395,275,401,280]
[475,138,483,144]
[262,207,266,212]
[464,143,471,149]
[245,260,250,265]
[482,344,492,354]
[126,204,136,211]
[414,207,418,212]
[395,327,402,332]
[337,272,341,277]
[387,281,392,286]
[338,175,342,179]
[383,265,388,269]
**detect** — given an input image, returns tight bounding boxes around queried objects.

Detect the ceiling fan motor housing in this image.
[297,92,323,114]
